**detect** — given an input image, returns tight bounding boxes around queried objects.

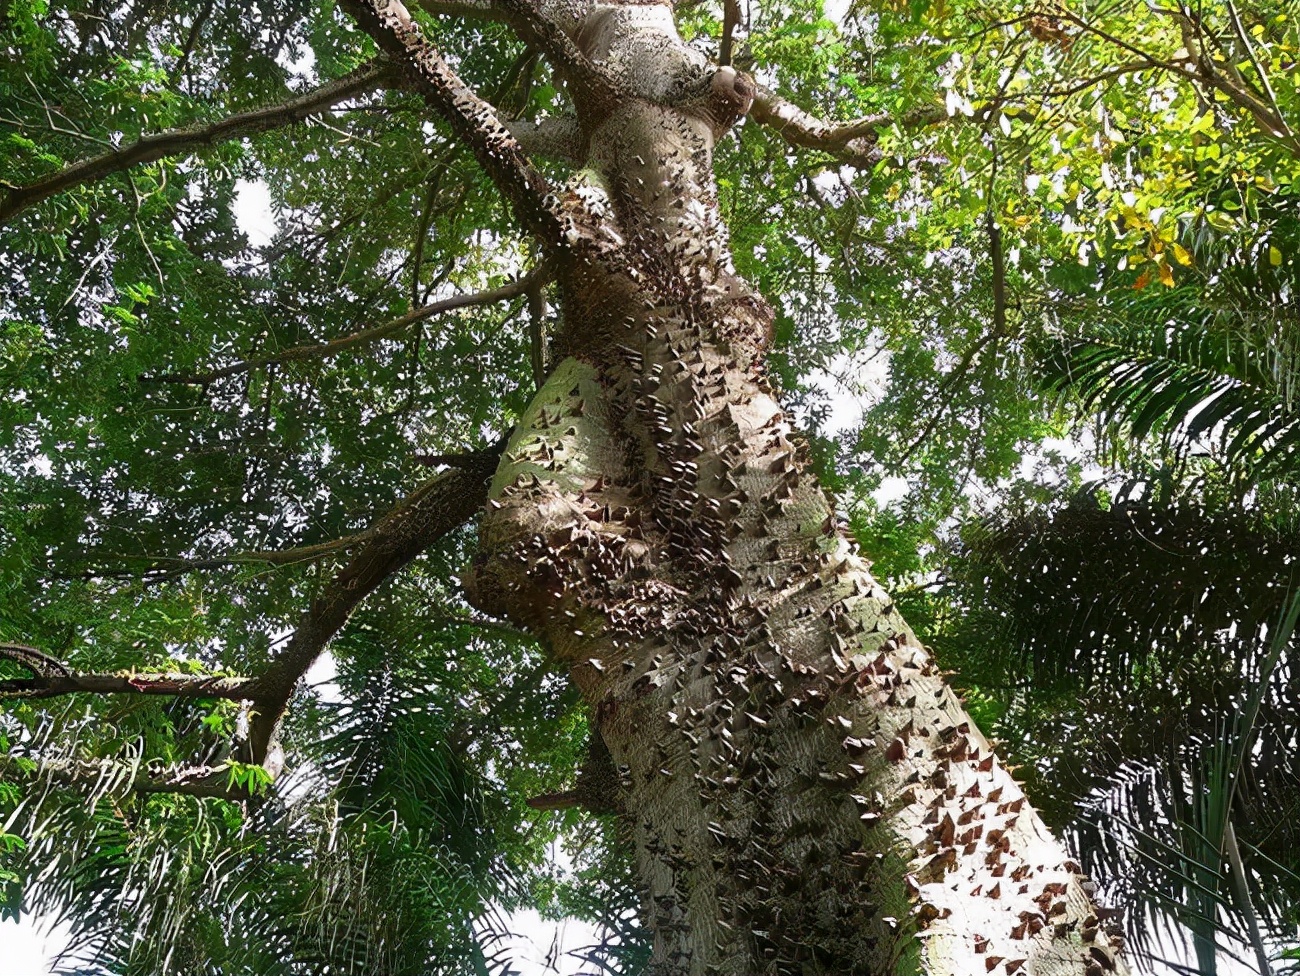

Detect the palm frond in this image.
[1043,207,1300,486]
[0,602,556,975]
[1046,290,1300,483]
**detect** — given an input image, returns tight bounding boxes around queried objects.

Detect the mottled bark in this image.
[350,1,1127,973]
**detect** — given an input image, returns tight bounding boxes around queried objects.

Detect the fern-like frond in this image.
[1046,284,1300,483]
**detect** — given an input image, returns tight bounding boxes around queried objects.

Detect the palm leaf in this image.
[1044,212,1300,486]
[1047,316,1300,483]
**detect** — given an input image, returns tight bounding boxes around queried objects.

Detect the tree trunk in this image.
[428,3,1130,974]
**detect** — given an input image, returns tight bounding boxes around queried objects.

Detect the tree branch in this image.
[142,271,545,385]
[421,0,620,118]
[0,60,397,226]
[241,438,507,766]
[6,442,505,792]
[1021,61,1155,101]
[133,764,256,800]
[748,88,945,165]
[1059,9,1299,154]
[720,0,741,67]
[486,0,621,118]
[0,754,255,802]
[64,533,373,582]
[1223,0,1282,125]
[2,639,252,701]
[0,642,71,678]
[0,672,254,701]
[340,0,562,244]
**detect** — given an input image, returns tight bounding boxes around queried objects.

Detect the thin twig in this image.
[897,324,1008,465]
[142,270,547,385]
[73,532,373,578]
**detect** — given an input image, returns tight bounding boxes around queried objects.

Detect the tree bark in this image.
[351,1,1127,973]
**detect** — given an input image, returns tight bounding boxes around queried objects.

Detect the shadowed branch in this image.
[749,89,946,165]
[142,271,545,385]
[3,440,506,796]
[0,670,254,701]
[720,0,741,67]
[0,754,258,802]
[340,0,562,244]
[0,60,397,226]
[63,533,373,582]
[240,439,507,767]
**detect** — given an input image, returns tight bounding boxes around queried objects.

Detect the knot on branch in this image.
[708,66,755,134]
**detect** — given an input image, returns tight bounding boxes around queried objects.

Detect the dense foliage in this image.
[1,0,1297,972]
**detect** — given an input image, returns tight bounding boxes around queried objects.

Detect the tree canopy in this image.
[1,0,1298,972]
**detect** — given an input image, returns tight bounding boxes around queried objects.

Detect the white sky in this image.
[5,918,72,975]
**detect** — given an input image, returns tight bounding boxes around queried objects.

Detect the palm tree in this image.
[922,205,1300,974]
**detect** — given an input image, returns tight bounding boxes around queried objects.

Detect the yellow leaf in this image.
[1270,245,1283,266]
[1158,261,1175,287]
[1171,242,1193,266]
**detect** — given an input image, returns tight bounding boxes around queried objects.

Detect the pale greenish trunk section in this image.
[466,2,1127,973]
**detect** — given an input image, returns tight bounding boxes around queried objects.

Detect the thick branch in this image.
[6,446,502,786]
[241,440,507,765]
[0,754,253,802]
[2,640,251,701]
[1224,0,1282,125]
[749,88,945,165]
[720,0,741,67]
[143,272,543,385]
[0,60,396,226]
[340,0,561,244]
[421,0,618,117]
[527,271,548,389]
[0,642,70,678]
[482,0,620,118]
[134,765,254,800]
[0,672,253,701]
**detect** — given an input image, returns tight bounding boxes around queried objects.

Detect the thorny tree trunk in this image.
[359,1,1129,973]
